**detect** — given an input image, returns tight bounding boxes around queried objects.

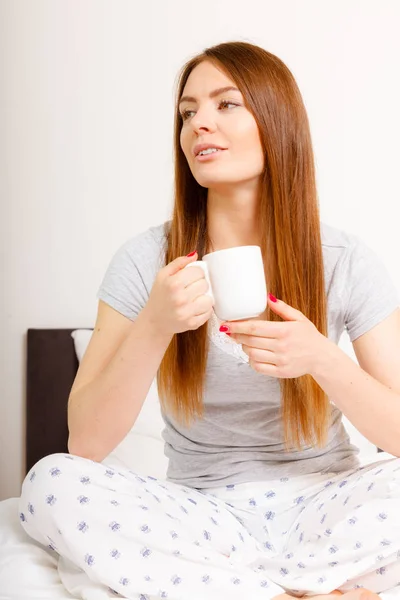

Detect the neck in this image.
[206,185,260,253]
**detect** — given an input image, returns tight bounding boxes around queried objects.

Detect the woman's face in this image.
[179,61,265,189]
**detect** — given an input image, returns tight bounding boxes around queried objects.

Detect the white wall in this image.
[1,0,399,500]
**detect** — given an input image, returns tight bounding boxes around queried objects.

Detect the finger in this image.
[176,265,208,290]
[165,251,198,276]
[249,360,280,377]
[232,334,278,351]
[221,320,286,336]
[192,296,214,317]
[268,294,307,322]
[242,345,277,365]
[189,307,214,330]
[185,277,212,303]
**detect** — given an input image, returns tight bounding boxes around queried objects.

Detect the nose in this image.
[190,107,217,134]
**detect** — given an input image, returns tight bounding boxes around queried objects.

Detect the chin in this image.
[193,173,239,188]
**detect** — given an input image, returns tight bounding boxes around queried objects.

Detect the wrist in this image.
[310,335,341,380]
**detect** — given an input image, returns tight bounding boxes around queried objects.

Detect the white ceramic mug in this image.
[185,245,267,321]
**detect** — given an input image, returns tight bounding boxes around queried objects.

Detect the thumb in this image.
[166,250,198,276]
[267,293,306,321]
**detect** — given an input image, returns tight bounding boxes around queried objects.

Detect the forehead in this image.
[181,61,236,96]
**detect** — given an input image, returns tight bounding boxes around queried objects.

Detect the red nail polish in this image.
[268,293,277,302]
[186,250,197,257]
[219,325,229,333]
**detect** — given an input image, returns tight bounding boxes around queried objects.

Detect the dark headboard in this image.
[26,329,82,473]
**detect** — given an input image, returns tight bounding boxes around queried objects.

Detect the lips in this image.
[193,143,227,157]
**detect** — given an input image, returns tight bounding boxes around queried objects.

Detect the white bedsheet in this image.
[0,452,395,600]
[0,497,75,599]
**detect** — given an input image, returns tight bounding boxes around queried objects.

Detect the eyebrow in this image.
[178,86,241,107]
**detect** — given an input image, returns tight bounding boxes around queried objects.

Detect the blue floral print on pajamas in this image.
[18,453,400,599]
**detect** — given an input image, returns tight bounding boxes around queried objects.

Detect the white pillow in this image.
[70,329,168,479]
[70,328,93,362]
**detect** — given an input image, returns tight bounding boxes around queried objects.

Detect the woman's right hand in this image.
[144,251,214,336]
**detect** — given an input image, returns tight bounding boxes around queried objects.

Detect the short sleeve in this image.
[96,227,164,321]
[343,236,399,342]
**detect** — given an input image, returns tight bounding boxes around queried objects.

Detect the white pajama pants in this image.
[19,453,400,600]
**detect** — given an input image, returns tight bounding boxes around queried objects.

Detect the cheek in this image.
[233,117,261,151]
[232,120,264,167]
[180,129,190,158]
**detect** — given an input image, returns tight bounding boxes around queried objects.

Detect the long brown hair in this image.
[157,41,330,450]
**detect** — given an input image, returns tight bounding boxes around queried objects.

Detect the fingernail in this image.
[219,325,229,333]
[268,293,277,302]
[186,250,197,257]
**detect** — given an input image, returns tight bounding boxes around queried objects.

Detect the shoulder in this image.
[101,219,172,291]
[97,220,172,319]
[117,220,170,264]
[320,221,399,341]
[320,221,390,277]
[320,221,368,278]
[108,220,172,285]
[320,221,360,253]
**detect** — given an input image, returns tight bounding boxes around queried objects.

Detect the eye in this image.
[218,100,238,111]
[180,100,239,122]
[180,109,195,121]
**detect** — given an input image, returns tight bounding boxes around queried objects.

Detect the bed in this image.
[0,328,393,599]
[0,330,78,599]
[0,328,168,599]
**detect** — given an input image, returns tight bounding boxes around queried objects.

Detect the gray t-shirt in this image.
[97,221,399,488]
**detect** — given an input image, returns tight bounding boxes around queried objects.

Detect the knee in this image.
[18,453,83,542]
[20,453,89,510]
[23,452,70,484]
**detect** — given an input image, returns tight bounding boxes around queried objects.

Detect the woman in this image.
[20,41,400,600]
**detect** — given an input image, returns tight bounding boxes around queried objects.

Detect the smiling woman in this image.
[19,40,400,600]
[178,62,265,192]
[160,44,329,451]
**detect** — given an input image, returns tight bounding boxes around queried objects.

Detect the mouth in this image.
[195,149,227,162]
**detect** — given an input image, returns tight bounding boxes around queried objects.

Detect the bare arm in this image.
[67,301,173,461]
[67,250,213,462]
[311,308,400,455]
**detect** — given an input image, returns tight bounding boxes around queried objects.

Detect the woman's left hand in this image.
[219,293,328,378]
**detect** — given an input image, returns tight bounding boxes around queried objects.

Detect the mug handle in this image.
[184,261,214,302]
